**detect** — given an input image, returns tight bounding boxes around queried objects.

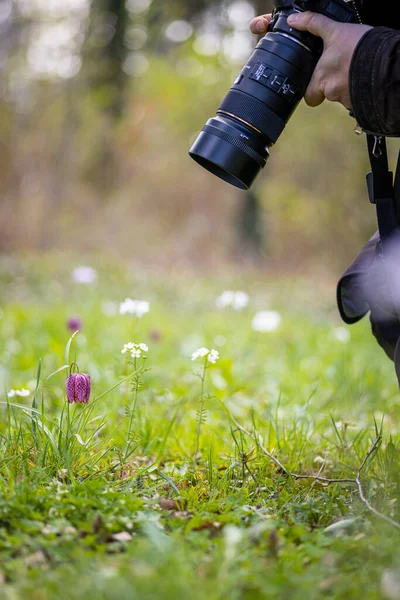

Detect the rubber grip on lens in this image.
[219,90,286,144]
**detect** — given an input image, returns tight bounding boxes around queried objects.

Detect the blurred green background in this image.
[0,0,397,270]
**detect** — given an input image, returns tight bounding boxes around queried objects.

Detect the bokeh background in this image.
[0,0,397,271]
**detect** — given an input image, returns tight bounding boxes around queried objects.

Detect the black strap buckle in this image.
[366,170,394,205]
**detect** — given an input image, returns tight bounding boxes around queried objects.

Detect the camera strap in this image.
[366,135,400,235]
[366,134,400,381]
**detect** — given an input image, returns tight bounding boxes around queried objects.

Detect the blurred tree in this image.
[235,189,266,263]
[253,0,274,16]
[0,1,26,251]
[95,0,130,119]
[84,0,129,191]
[153,0,274,22]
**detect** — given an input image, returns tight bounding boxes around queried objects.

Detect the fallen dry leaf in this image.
[24,551,47,567]
[192,521,223,532]
[159,498,180,511]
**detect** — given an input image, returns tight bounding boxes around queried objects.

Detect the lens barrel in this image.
[189,0,355,189]
[190,115,270,190]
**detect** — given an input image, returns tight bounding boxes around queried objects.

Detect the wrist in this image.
[349,27,394,133]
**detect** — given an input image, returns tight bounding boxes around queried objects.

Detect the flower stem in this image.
[194,357,207,471]
[125,357,139,460]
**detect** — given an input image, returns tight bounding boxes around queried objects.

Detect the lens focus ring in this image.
[219,90,286,144]
[203,124,266,167]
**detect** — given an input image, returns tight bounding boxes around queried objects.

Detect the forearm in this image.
[350,28,400,136]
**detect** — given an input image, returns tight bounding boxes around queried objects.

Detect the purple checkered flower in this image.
[67,316,82,333]
[66,373,91,404]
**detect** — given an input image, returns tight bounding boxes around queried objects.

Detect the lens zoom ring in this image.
[202,125,266,167]
[219,90,285,143]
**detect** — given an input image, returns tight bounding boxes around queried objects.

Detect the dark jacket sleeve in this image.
[349,27,400,136]
[356,0,400,29]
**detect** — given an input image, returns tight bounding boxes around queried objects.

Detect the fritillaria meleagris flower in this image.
[66,373,91,404]
[67,316,82,332]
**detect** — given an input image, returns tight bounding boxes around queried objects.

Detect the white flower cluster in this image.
[251,311,281,332]
[72,266,98,284]
[191,347,219,364]
[121,342,149,359]
[8,388,30,398]
[216,290,249,311]
[119,298,150,318]
[331,327,350,343]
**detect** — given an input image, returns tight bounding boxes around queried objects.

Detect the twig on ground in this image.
[232,418,290,476]
[232,417,400,531]
[232,417,354,483]
[355,437,400,531]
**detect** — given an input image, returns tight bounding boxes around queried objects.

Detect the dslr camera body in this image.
[189,0,357,190]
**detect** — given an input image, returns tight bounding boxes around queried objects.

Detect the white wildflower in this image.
[8,388,30,398]
[216,290,249,311]
[252,311,281,332]
[216,291,234,309]
[121,343,135,354]
[119,298,150,318]
[208,349,219,364]
[331,327,350,343]
[381,569,400,600]
[191,347,219,363]
[224,526,243,561]
[191,347,210,361]
[72,266,98,284]
[121,342,149,359]
[232,291,249,311]
[120,298,136,316]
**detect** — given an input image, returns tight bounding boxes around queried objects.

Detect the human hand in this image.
[286,12,372,109]
[250,11,372,109]
[249,14,273,34]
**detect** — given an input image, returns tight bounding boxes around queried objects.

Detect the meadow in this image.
[1,256,400,600]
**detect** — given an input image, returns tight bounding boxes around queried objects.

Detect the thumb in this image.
[287,11,336,41]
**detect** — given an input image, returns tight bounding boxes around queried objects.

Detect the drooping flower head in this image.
[66,364,91,404]
[191,347,219,364]
[149,329,161,343]
[67,316,82,333]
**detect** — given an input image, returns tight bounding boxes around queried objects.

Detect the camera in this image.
[189,0,357,190]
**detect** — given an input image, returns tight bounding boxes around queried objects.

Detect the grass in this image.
[1,256,400,600]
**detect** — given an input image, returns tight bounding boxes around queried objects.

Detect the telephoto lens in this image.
[189,0,356,190]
